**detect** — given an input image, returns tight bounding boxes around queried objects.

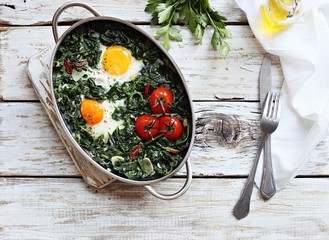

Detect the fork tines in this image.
[263,91,280,120]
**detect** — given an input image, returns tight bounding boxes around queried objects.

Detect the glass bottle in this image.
[261,0,302,34]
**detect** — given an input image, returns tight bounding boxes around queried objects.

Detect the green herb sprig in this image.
[145,0,232,58]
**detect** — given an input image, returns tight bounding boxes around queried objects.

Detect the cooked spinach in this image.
[53,21,192,180]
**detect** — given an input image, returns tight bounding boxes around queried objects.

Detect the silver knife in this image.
[259,53,276,199]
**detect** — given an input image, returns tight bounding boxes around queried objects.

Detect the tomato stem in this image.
[145,134,164,145]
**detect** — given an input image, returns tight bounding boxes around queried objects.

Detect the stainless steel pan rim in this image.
[50,2,195,200]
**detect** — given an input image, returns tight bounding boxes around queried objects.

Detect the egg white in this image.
[72,43,144,91]
[84,98,126,141]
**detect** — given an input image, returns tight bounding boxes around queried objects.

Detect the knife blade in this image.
[259,53,276,199]
[260,54,272,107]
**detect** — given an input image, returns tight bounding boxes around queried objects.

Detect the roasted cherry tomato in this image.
[149,87,173,114]
[158,116,183,141]
[135,115,159,140]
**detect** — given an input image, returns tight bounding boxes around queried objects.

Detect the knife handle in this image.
[260,136,276,199]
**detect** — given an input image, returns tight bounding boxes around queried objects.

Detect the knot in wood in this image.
[195,112,240,147]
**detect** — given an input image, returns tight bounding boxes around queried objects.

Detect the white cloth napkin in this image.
[235,0,329,190]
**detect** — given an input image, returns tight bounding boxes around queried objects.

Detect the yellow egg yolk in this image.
[102,45,132,75]
[80,99,104,125]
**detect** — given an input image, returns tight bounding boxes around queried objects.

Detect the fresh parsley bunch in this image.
[145,0,232,58]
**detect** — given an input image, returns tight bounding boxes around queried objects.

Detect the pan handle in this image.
[52,2,101,43]
[144,158,192,200]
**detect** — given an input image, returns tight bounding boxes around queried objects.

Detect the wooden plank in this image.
[0,0,246,26]
[0,102,80,176]
[0,25,283,101]
[1,177,329,239]
[1,102,328,177]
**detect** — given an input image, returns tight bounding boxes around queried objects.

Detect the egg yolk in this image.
[102,45,132,75]
[80,99,104,125]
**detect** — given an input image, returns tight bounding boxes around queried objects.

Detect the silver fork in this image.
[233,91,281,220]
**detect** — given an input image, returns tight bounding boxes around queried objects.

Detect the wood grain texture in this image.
[0,25,284,101]
[0,0,246,26]
[1,102,329,177]
[1,2,329,238]
[1,177,329,239]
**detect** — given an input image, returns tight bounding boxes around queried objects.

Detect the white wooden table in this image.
[1,1,329,239]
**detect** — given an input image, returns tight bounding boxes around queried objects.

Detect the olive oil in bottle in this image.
[260,0,301,34]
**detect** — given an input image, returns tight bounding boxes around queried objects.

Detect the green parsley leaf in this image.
[145,0,166,13]
[220,28,233,39]
[161,30,171,50]
[168,27,182,42]
[155,25,171,50]
[157,4,173,24]
[193,24,203,44]
[155,25,169,40]
[144,0,231,58]
[211,29,220,50]
[219,41,230,59]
